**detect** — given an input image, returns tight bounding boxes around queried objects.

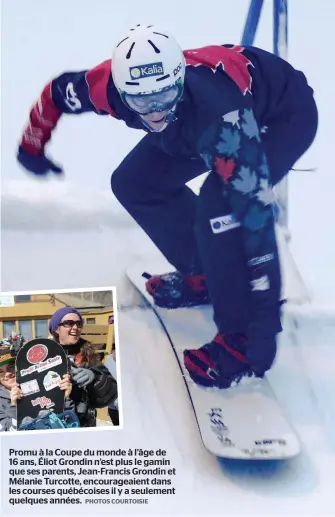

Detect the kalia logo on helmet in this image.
[129,62,164,80]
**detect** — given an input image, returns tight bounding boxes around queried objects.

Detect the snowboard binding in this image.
[142,271,210,309]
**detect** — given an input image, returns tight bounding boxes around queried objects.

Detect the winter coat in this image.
[65,360,117,427]
[0,385,16,432]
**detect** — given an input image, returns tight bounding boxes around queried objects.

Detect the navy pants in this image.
[111,98,318,336]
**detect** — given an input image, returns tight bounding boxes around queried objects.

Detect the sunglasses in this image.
[59,319,83,329]
[1,372,15,380]
[0,367,15,380]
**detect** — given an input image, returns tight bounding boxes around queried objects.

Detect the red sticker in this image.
[27,344,48,364]
[31,396,54,409]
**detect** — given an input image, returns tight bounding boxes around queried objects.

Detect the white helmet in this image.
[112,25,185,115]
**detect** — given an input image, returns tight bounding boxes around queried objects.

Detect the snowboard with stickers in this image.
[15,338,68,429]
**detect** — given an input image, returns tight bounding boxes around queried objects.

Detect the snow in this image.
[113,306,335,515]
[1,0,335,515]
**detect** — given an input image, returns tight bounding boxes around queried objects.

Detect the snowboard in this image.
[127,260,301,460]
[15,338,68,429]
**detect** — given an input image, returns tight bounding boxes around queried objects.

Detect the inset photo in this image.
[0,288,120,432]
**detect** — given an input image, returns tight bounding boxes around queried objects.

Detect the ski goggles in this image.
[122,82,183,116]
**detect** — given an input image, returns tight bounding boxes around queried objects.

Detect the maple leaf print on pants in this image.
[215,157,236,183]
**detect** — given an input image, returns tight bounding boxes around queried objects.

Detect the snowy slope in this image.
[114,304,335,515]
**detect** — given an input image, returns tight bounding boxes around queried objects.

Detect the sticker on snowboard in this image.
[127,259,301,460]
[15,338,68,429]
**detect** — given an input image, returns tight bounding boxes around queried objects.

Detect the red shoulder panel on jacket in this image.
[86,60,120,118]
[184,45,253,95]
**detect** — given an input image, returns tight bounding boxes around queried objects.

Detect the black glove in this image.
[17,146,63,176]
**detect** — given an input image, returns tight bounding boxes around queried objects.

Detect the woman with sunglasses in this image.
[49,307,117,427]
[17,25,318,389]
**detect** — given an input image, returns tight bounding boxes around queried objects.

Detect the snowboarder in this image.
[17,25,318,389]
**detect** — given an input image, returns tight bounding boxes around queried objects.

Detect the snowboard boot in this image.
[144,271,210,309]
[183,333,253,389]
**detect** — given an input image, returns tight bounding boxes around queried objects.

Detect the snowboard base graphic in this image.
[127,260,301,460]
[15,338,68,429]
